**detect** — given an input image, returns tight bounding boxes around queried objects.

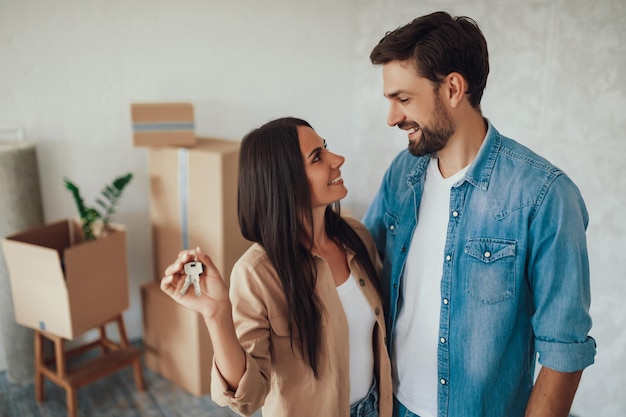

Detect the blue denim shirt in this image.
[363,122,595,417]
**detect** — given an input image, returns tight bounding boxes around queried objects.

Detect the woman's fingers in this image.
[194,247,222,279]
[162,247,225,298]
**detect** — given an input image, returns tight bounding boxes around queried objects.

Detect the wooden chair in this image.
[34,314,145,417]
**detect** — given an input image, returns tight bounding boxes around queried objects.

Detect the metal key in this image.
[180,260,203,296]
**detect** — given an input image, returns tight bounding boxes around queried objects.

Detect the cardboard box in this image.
[141,281,213,396]
[1,219,129,340]
[149,137,251,285]
[131,102,197,147]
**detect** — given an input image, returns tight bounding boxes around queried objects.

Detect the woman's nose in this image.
[331,152,345,168]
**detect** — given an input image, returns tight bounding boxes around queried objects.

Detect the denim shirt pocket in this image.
[464,238,516,304]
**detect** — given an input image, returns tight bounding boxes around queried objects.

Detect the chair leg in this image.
[115,314,146,391]
[66,387,78,417]
[132,357,146,391]
[34,331,45,402]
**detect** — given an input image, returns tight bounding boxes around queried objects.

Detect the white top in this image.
[336,272,376,405]
[393,157,469,417]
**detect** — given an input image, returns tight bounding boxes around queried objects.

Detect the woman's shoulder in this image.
[232,243,276,276]
[341,215,374,242]
[229,242,286,307]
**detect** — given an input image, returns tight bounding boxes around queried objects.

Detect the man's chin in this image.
[408,142,429,157]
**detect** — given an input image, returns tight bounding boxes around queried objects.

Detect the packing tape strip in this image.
[178,148,189,250]
[132,122,194,133]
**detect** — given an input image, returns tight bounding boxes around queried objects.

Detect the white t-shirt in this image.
[336,272,376,405]
[393,157,468,417]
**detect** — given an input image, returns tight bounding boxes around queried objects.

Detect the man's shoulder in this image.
[483,131,585,212]
[495,134,562,177]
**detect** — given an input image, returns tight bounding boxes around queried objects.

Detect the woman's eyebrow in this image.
[307,147,322,159]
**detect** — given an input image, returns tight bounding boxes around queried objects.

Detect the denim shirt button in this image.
[440,378,447,385]
[446,255,451,261]
[484,251,491,258]
[452,210,459,217]
[440,337,446,344]
[443,298,449,305]
[389,224,395,231]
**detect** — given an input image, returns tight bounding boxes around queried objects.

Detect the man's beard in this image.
[407,96,455,157]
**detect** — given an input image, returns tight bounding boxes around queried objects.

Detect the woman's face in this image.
[297,125,347,209]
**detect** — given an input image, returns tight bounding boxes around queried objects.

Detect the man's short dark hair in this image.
[371,11,489,108]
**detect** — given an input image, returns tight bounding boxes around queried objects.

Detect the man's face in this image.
[382,60,455,156]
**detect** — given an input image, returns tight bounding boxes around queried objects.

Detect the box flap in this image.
[11,277,72,336]
[5,219,71,254]
[2,235,72,337]
[2,236,67,286]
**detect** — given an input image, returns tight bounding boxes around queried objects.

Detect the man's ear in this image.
[446,72,466,108]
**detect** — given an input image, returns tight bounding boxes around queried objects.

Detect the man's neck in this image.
[437,114,487,178]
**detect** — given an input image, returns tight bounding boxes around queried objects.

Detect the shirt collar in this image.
[463,119,500,191]
[404,119,500,191]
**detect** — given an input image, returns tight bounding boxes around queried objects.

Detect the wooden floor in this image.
[0,341,262,417]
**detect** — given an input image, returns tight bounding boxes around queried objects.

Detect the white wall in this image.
[0,0,358,371]
[1,0,624,415]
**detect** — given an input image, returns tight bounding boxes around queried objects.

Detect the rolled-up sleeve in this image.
[530,173,596,372]
[209,260,272,416]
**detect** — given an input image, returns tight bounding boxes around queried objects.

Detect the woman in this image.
[161,117,392,417]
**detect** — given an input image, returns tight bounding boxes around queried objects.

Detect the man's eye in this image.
[399,97,409,104]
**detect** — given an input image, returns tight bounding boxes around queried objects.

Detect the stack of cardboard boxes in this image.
[132,103,251,397]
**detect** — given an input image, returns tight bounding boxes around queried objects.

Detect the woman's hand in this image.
[161,247,246,390]
[160,247,230,319]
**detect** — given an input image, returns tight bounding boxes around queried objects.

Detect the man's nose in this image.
[387,102,405,127]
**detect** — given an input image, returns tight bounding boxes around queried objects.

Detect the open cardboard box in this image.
[1,219,129,340]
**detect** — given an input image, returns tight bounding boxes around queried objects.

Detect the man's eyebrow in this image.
[385,90,406,99]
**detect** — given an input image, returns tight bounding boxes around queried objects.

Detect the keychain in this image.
[180,258,203,297]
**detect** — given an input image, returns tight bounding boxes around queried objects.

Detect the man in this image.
[362,11,595,417]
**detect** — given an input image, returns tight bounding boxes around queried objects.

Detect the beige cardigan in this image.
[210,218,392,417]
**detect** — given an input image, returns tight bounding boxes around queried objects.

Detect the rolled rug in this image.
[0,140,44,384]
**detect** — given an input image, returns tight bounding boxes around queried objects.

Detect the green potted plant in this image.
[63,173,133,240]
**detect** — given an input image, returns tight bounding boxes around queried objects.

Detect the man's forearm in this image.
[525,366,583,417]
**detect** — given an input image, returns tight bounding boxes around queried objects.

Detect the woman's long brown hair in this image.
[237,117,379,378]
